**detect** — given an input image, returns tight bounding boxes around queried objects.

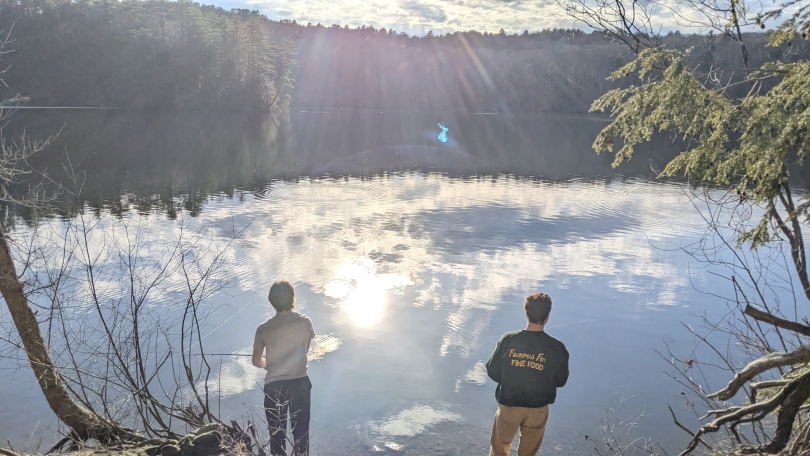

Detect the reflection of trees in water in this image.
[8,111,293,221]
[5,109,768,222]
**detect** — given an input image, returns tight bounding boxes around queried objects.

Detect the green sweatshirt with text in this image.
[486,330,569,408]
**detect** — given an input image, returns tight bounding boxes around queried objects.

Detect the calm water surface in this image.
[0,111,750,454]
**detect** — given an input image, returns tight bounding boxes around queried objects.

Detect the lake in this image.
[0,109,765,454]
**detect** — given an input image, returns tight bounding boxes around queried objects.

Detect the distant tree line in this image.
[0,0,295,110]
[291,25,630,112]
[0,0,806,112]
[286,24,807,112]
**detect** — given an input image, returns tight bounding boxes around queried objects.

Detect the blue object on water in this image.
[438,122,449,143]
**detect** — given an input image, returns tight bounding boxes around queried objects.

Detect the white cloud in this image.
[239,0,579,34]
[226,0,773,36]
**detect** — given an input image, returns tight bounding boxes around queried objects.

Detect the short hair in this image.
[268,280,295,312]
[524,293,552,324]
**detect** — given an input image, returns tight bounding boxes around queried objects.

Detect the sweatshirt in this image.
[486,330,569,408]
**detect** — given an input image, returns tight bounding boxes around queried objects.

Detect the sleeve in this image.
[486,337,506,383]
[253,327,265,354]
[554,344,570,388]
[308,317,315,339]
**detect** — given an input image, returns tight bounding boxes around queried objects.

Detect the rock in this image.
[160,445,181,456]
[189,430,224,451]
[177,435,193,448]
[162,439,180,447]
[179,426,226,456]
[384,441,404,453]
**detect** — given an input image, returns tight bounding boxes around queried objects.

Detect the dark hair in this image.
[524,293,552,324]
[268,280,295,312]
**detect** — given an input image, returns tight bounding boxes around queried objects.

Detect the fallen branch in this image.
[740,370,810,453]
[750,379,791,403]
[682,370,810,455]
[744,305,810,337]
[708,344,810,401]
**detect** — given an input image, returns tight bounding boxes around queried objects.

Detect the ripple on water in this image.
[252,184,277,202]
[286,234,313,261]
[562,186,633,215]
[364,184,389,202]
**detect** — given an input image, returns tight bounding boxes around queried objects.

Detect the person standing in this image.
[252,280,315,456]
[486,293,569,456]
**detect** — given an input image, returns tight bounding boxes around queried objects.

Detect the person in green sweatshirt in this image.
[486,292,569,456]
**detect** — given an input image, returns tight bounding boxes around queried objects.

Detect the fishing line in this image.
[201,292,258,342]
[188,353,251,357]
[185,292,260,355]
[546,318,596,329]
[486,318,596,343]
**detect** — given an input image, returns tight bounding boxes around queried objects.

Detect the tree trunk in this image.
[0,232,111,440]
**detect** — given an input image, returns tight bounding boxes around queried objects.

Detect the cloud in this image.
[238,0,761,35]
[241,0,579,35]
[400,0,448,23]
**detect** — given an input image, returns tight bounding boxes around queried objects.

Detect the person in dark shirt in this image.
[486,292,569,456]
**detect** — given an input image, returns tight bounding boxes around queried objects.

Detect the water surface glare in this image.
[1,174,731,454]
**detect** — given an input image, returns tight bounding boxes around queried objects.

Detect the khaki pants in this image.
[489,404,549,456]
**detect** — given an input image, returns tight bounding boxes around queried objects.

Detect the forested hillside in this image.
[0,0,295,110]
[291,27,630,112]
[1,0,808,112]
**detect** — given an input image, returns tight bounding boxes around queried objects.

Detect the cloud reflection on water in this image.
[371,404,461,437]
[0,173,717,450]
[205,175,702,365]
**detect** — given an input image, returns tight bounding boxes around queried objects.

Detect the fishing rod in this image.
[185,353,252,357]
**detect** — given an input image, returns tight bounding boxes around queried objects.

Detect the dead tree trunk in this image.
[0,232,115,441]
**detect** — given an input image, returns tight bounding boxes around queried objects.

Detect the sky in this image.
[210,0,585,35]
[203,0,772,37]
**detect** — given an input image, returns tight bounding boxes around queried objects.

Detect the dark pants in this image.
[263,376,311,456]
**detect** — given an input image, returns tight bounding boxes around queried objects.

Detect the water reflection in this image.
[0,172,725,454]
[4,110,684,218]
[371,404,461,437]
[324,259,412,327]
[0,110,786,454]
[464,361,488,385]
[210,334,343,397]
[454,361,489,392]
[308,334,343,361]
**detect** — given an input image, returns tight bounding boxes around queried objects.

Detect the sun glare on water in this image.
[324,258,412,327]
